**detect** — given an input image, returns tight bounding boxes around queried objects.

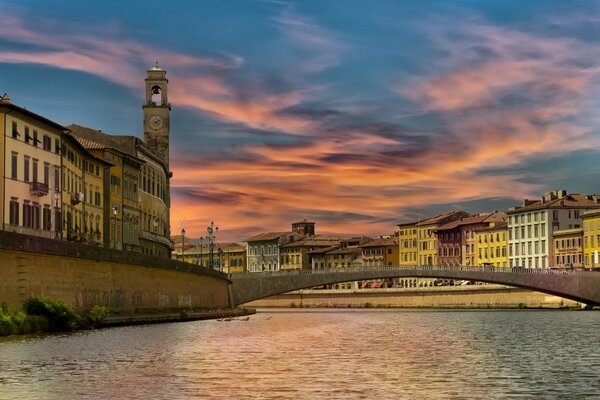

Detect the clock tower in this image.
[143,61,171,164]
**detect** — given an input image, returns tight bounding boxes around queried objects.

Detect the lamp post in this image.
[153,217,159,256]
[112,206,118,250]
[199,236,204,267]
[207,221,219,269]
[181,228,186,262]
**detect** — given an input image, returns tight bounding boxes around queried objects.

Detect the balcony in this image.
[30,181,49,196]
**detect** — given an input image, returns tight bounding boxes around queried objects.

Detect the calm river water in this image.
[1,309,599,399]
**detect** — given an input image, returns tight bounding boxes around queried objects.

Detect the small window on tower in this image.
[151,85,162,106]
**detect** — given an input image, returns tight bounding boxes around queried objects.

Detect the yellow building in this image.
[61,135,110,244]
[397,220,421,266]
[360,237,398,267]
[176,239,247,273]
[583,210,600,269]
[1,96,64,238]
[281,236,341,270]
[553,228,583,268]
[474,222,508,268]
[398,211,468,266]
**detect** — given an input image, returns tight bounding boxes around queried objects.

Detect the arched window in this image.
[151,85,162,105]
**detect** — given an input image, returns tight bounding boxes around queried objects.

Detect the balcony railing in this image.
[30,181,49,196]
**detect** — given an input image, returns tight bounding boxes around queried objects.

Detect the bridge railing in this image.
[234,265,587,277]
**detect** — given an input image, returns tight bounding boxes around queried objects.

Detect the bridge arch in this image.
[229,266,600,307]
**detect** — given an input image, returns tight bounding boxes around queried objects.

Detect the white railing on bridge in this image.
[232,265,588,277]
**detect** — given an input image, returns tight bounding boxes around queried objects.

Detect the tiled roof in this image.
[360,237,397,247]
[435,212,506,232]
[281,235,341,248]
[420,211,469,226]
[246,231,291,242]
[507,194,600,214]
[69,133,108,150]
[397,211,469,227]
[473,222,508,233]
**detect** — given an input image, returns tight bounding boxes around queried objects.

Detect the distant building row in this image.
[397,190,600,269]
[0,64,173,257]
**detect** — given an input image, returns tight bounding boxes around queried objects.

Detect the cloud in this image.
[3,6,600,241]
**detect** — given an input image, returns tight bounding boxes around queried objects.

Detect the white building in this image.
[507,190,600,268]
[1,95,64,238]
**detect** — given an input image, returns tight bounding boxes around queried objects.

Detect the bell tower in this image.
[142,61,171,164]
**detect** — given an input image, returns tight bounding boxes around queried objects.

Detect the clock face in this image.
[148,115,164,131]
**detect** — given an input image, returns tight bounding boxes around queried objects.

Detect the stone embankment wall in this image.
[247,285,581,309]
[0,232,230,312]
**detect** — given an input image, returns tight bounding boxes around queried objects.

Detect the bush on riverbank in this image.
[0,298,114,336]
[23,297,79,332]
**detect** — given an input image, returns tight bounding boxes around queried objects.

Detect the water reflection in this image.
[1,309,599,399]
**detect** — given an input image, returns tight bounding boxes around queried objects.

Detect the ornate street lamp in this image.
[207,221,219,269]
[181,228,186,261]
[199,236,204,267]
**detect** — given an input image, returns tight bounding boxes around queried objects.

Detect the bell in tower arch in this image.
[151,85,162,106]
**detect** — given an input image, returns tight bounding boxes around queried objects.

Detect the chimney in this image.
[0,93,10,104]
[557,189,567,199]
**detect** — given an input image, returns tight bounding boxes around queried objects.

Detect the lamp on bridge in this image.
[181,228,186,261]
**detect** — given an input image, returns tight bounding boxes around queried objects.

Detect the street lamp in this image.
[181,228,186,261]
[199,236,204,267]
[112,206,118,250]
[153,217,159,256]
[207,221,219,269]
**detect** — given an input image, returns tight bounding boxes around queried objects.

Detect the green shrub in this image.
[84,305,110,328]
[0,316,18,336]
[23,297,78,332]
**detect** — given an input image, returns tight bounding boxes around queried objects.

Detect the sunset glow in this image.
[2,1,600,240]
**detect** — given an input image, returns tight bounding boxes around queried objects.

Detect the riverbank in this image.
[103,308,256,327]
[246,285,583,309]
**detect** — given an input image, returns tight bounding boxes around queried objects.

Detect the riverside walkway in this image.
[228,265,600,307]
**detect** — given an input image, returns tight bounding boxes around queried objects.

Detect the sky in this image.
[1,0,600,241]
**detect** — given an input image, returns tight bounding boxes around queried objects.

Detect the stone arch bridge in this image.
[228,266,600,307]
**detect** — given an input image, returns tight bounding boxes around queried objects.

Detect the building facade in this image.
[474,222,508,268]
[435,212,506,267]
[583,210,600,269]
[280,236,341,270]
[360,237,399,267]
[1,96,64,239]
[417,211,469,266]
[507,190,600,269]
[553,228,583,268]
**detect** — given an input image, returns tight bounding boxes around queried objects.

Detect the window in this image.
[33,130,39,147]
[32,159,38,183]
[25,127,30,143]
[24,156,30,182]
[43,135,51,151]
[9,198,19,225]
[23,202,32,228]
[55,138,61,154]
[44,163,50,185]
[43,207,52,230]
[541,224,546,236]
[12,121,19,138]
[11,152,18,180]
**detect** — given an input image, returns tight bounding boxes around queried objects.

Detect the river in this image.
[1,309,599,399]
